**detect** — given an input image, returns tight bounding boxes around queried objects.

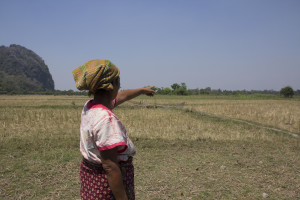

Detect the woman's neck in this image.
[93,93,113,110]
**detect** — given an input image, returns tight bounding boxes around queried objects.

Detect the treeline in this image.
[154,83,300,97]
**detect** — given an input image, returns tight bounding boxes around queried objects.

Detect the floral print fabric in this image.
[80,158,135,200]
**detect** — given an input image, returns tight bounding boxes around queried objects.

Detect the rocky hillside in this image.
[0,44,54,93]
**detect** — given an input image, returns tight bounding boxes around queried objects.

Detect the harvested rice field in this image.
[0,95,299,199]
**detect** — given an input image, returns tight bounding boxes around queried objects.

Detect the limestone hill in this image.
[0,44,54,93]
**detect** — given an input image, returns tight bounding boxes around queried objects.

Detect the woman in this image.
[72,59,155,200]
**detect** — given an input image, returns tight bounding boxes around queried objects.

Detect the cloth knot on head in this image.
[72,59,120,94]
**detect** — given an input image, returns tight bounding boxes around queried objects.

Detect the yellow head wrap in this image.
[72,59,120,94]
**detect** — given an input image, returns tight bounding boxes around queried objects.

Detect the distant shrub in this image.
[280,86,294,98]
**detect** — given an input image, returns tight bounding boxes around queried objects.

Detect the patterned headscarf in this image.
[72,59,120,94]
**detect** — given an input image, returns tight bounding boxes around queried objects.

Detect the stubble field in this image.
[0,95,299,199]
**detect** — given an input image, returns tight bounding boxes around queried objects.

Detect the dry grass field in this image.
[136,95,300,134]
[0,95,299,199]
[186,100,300,133]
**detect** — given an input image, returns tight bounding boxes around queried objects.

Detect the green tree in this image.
[200,87,211,95]
[172,82,188,95]
[180,82,187,90]
[280,86,294,98]
[171,83,180,91]
[163,87,172,95]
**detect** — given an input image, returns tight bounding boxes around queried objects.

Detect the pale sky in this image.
[1,0,299,91]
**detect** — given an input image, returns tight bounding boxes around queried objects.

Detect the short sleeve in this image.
[94,115,128,153]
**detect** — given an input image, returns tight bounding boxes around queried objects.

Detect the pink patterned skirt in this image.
[80,157,135,200]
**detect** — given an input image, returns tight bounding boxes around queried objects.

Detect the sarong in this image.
[80,158,135,200]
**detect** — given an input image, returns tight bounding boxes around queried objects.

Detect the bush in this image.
[280,86,294,98]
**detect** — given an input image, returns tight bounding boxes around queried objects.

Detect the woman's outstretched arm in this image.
[115,86,155,107]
